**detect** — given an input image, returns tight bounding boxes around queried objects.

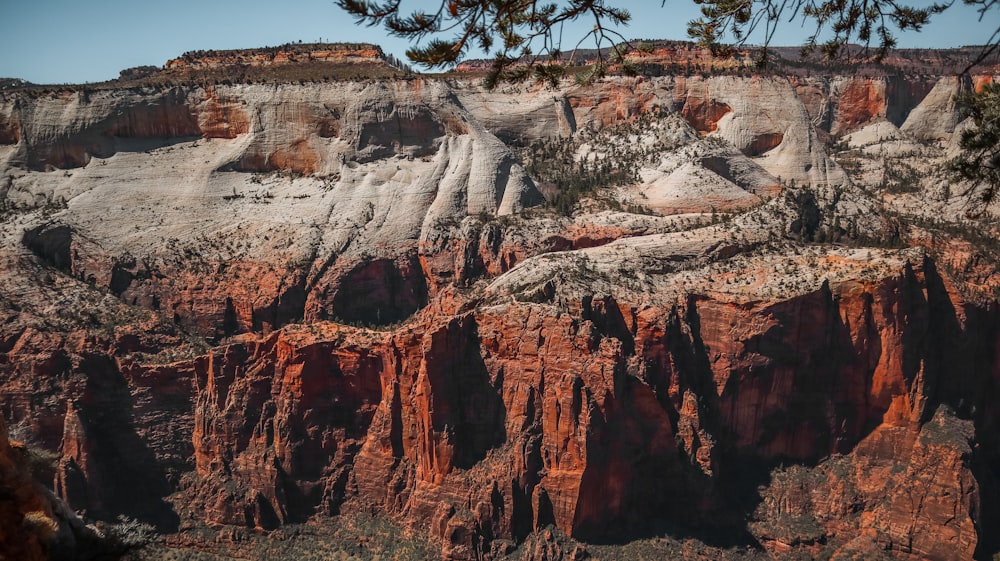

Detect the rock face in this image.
[2,58,1000,561]
[900,76,967,141]
[1,80,542,336]
[85,250,997,560]
[459,75,850,186]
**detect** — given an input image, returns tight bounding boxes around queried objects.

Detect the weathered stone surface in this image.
[1,80,542,337]
[2,59,1000,561]
[901,76,967,141]
[156,251,997,558]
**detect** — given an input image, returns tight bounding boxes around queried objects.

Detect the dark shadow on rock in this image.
[248,278,309,334]
[108,263,133,296]
[581,295,634,356]
[920,257,978,420]
[424,316,507,470]
[22,223,73,272]
[59,354,180,531]
[973,448,1000,560]
[571,298,762,550]
[512,434,544,541]
[332,254,429,327]
[917,258,1000,559]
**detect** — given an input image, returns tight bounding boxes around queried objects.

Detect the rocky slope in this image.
[1,48,999,561]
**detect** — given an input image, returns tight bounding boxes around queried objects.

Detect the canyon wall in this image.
[1,68,999,560]
[4,249,996,559]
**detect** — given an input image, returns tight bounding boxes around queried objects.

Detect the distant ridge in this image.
[1,43,412,91]
[3,41,996,92]
[165,42,385,69]
[452,40,1000,77]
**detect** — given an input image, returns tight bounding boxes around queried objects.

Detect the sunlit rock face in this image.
[0,80,542,336]
[1,57,999,561]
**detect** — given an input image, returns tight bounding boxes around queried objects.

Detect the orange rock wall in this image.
[40,256,981,559]
[198,87,251,139]
[2,251,998,559]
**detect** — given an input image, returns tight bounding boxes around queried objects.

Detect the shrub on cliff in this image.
[7,420,59,482]
[100,515,159,554]
[22,511,59,542]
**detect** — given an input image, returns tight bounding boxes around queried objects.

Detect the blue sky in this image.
[1,0,996,84]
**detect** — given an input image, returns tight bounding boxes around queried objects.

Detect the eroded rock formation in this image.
[1,50,1000,561]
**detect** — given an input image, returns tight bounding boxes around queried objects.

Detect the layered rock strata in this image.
[1,65,999,561]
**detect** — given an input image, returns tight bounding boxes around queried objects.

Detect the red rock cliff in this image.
[123,254,995,559]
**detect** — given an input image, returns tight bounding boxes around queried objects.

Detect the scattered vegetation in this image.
[22,511,59,542]
[7,420,60,482]
[519,135,638,215]
[127,514,432,561]
[173,42,380,62]
[515,111,683,215]
[102,515,160,553]
[333,0,999,89]
[905,214,1000,302]
[1,43,410,93]
[879,159,922,194]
